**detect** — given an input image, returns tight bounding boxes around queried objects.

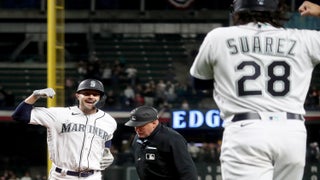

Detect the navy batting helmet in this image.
[76,79,104,95]
[233,0,279,13]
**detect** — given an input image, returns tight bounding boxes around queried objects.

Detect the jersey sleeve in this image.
[104,113,117,141]
[190,31,215,80]
[30,107,59,127]
[304,30,320,65]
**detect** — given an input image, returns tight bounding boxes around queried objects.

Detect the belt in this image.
[55,167,95,177]
[231,112,304,122]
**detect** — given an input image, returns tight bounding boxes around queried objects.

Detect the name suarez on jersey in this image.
[226,36,297,56]
[61,123,109,140]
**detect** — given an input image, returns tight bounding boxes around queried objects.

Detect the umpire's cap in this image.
[76,79,104,95]
[125,106,159,127]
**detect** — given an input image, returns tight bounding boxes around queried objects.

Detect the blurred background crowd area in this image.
[0,0,312,11]
[0,0,230,10]
[0,0,320,179]
[0,0,320,110]
[0,50,320,111]
[0,30,319,111]
[0,0,318,111]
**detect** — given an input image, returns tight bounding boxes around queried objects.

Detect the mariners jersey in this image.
[190,22,320,123]
[30,106,117,171]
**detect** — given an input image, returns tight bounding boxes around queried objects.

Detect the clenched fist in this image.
[33,88,56,98]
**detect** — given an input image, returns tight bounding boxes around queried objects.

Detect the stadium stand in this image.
[0,1,320,180]
[0,33,205,108]
[0,63,78,107]
[92,33,188,82]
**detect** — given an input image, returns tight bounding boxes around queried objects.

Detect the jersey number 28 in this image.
[237,61,290,97]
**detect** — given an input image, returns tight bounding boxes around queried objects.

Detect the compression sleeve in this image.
[105,140,112,148]
[192,77,214,90]
[11,102,32,123]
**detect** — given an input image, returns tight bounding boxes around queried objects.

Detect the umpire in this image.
[125,105,198,180]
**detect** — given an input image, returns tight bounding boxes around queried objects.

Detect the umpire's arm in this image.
[171,134,198,180]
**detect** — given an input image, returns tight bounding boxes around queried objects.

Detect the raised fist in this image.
[33,88,56,98]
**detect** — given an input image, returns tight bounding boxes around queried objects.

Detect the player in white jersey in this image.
[190,0,320,179]
[11,79,117,179]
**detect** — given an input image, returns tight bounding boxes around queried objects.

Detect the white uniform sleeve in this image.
[304,29,320,65]
[190,31,215,80]
[29,107,61,128]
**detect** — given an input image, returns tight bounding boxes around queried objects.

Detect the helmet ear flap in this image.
[95,94,107,109]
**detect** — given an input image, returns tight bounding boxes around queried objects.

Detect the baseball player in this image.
[11,79,117,179]
[190,0,320,179]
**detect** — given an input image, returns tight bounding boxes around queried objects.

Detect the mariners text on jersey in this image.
[61,123,109,140]
[226,36,297,57]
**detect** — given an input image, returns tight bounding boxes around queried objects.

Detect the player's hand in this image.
[100,148,114,170]
[33,88,56,98]
[298,1,320,17]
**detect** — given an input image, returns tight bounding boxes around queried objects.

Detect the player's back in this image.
[190,22,320,121]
